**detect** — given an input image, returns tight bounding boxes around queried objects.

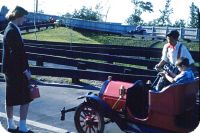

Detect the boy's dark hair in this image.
[176,57,189,67]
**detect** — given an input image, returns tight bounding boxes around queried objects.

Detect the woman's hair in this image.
[176,57,189,67]
[5,6,28,21]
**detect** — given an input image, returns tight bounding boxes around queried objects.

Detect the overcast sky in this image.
[1,0,200,25]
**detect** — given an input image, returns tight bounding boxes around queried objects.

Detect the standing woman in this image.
[2,6,33,133]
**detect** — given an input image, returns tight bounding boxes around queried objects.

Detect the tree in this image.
[147,19,158,26]
[154,0,173,26]
[38,10,44,14]
[173,19,186,27]
[126,0,153,25]
[71,5,103,21]
[189,2,199,28]
[126,14,142,25]
[62,13,72,19]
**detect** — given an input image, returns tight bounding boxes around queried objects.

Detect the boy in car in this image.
[159,57,195,84]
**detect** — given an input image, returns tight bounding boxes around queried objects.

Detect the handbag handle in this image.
[29,79,38,85]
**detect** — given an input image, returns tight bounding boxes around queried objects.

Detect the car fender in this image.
[86,94,113,114]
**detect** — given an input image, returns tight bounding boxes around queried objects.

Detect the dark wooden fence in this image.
[0,39,199,83]
[24,40,199,61]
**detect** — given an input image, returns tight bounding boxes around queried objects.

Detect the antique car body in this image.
[61,77,199,133]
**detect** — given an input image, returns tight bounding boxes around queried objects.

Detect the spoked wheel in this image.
[74,102,104,133]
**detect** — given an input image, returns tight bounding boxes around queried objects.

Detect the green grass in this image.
[23,27,100,44]
[75,29,158,47]
[87,35,157,47]
[154,40,199,51]
[23,27,158,47]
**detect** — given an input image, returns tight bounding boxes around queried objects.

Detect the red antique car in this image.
[61,76,199,133]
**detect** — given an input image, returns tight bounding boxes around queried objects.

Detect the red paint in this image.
[101,79,199,133]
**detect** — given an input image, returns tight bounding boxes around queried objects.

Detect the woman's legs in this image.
[6,104,30,132]
[5,105,17,129]
[20,104,29,120]
[19,104,29,132]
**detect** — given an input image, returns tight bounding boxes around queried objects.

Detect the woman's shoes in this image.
[7,127,34,133]
[7,127,19,133]
[18,130,34,133]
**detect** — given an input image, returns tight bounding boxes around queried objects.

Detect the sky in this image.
[0,0,200,25]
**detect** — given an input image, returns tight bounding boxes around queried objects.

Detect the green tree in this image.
[189,2,199,28]
[62,13,72,18]
[72,5,103,21]
[154,0,173,26]
[173,19,186,27]
[126,14,142,25]
[126,0,153,25]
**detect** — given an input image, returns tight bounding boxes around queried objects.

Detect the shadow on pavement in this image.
[34,80,100,91]
[0,77,100,90]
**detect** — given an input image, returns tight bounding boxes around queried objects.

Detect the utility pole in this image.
[34,0,38,40]
[36,0,38,13]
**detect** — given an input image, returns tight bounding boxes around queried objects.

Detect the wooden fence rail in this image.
[24,45,159,68]
[0,64,156,82]
[0,45,158,69]
[1,39,199,62]
[27,52,157,76]
[0,41,199,82]
[24,42,199,62]
[23,40,199,62]
[0,40,199,72]
[25,43,162,58]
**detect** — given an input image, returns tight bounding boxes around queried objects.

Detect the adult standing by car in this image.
[1,6,33,133]
[154,30,197,90]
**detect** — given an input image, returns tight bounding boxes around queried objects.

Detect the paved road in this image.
[0,81,124,133]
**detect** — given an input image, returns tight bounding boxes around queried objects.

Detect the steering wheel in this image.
[151,66,167,88]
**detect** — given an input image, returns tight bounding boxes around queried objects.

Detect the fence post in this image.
[124,68,132,74]
[196,28,199,40]
[147,63,155,70]
[180,27,184,39]
[26,27,29,33]
[36,56,44,66]
[152,26,155,36]
[166,26,169,36]
[72,62,87,83]
[37,26,40,31]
